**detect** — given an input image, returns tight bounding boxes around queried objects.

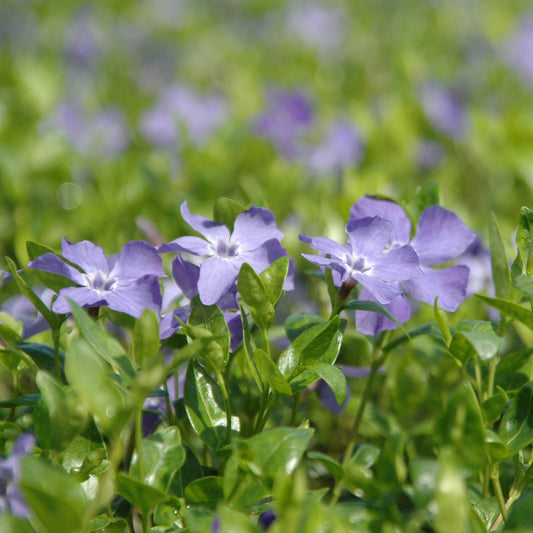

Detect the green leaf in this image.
[450,321,503,364]
[0,515,35,533]
[382,322,444,352]
[434,298,452,347]
[406,182,440,221]
[239,305,263,393]
[307,451,344,479]
[184,476,224,510]
[505,490,533,529]
[35,371,89,452]
[87,515,129,533]
[259,256,290,305]
[16,342,65,378]
[475,294,533,331]
[302,362,347,405]
[484,429,509,462]
[65,337,130,437]
[434,381,486,472]
[212,197,244,231]
[116,473,168,515]
[129,427,186,492]
[0,394,40,408]
[496,348,533,377]
[133,309,160,367]
[489,213,511,299]
[284,313,326,342]
[499,380,533,456]
[67,299,136,381]
[168,445,204,498]
[253,348,292,396]
[342,299,407,334]
[409,458,439,507]
[514,274,533,302]
[20,456,87,533]
[238,263,275,330]
[481,392,508,427]
[62,422,106,480]
[511,206,533,278]
[184,361,240,450]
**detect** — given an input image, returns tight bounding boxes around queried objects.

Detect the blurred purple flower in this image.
[303,120,364,175]
[415,139,446,170]
[502,14,533,86]
[28,238,165,318]
[0,433,35,518]
[350,197,476,334]
[300,217,421,305]
[419,83,468,139]
[286,2,344,55]
[254,89,314,157]
[1,288,55,339]
[140,84,228,148]
[258,509,277,530]
[160,202,294,306]
[64,7,101,67]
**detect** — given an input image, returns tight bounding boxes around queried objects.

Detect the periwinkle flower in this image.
[350,196,476,334]
[304,120,364,176]
[140,84,228,148]
[419,83,468,139]
[258,509,277,530]
[300,217,421,306]
[0,433,35,518]
[28,238,165,318]
[160,202,294,306]
[254,89,314,157]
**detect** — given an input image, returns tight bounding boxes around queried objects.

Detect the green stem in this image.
[290,393,300,427]
[473,357,483,400]
[329,334,389,506]
[486,355,499,400]
[491,463,509,525]
[135,406,144,481]
[216,369,233,445]
[52,328,62,381]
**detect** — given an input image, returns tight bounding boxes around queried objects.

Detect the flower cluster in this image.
[300,195,476,334]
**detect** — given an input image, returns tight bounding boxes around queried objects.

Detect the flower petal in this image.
[28,253,85,285]
[111,241,166,281]
[355,288,411,335]
[172,256,200,300]
[411,206,476,266]
[160,236,212,256]
[53,287,107,314]
[197,256,239,305]
[345,217,393,259]
[105,275,162,318]
[372,244,421,282]
[232,207,284,251]
[61,237,109,274]
[180,201,230,244]
[402,265,470,311]
[299,234,348,259]
[352,272,402,304]
[350,196,411,245]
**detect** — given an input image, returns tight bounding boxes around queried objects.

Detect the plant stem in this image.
[52,328,62,380]
[329,333,389,506]
[491,463,509,525]
[216,369,233,445]
[135,406,144,481]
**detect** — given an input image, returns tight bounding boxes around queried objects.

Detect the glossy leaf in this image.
[475,295,533,331]
[238,263,275,330]
[253,347,292,396]
[514,274,533,302]
[184,476,224,510]
[184,361,240,450]
[489,213,511,300]
[116,473,168,515]
[133,309,160,367]
[511,206,533,278]
[20,456,87,533]
[307,451,344,479]
[499,380,533,456]
[284,313,326,342]
[450,321,503,364]
[129,427,186,492]
[259,256,289,305]
[87,516,129,533]
[212,197,244,231]
[302,362,346,405]
[16,341,65,379]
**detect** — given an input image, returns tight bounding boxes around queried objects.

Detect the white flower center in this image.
[84,271,118,294]
[345,254,372,276]
[213,239,240,259]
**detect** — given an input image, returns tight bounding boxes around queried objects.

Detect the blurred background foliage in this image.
[0,0,532,266]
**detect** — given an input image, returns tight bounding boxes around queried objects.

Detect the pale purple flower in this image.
[0,433,35,518]
[300,217,421,305]
[502,13,533,86]
[304,120,364,176]
[254,89,314,157]
[160,202,294,306]
[64,7,102,67]
[140,84,228,148]
[415,139,446,170]
[419,83,468,139]
[28,238,165,318]
[456,237,494,297]
[350,196,476,334]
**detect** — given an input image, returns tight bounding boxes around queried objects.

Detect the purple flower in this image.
[254,89,314,157]
[258,510,277,530]
[415,139,446,170]
[160,202,294,306]
[455,237,494,297]
[28,238,165,318]
[502,14,533,86]
[160,256,243,351]
[350,196,476,334]
[303,120,364,176]
[300,217,421,305]
[419,83,468,139]
[139,84,228,148]
[0,434,35,518]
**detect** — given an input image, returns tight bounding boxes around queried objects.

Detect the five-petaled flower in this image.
[159,202,294,306]
[28,238,165,318]
[300,216,422,305]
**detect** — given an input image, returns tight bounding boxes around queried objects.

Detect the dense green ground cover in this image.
[2,1,533,532]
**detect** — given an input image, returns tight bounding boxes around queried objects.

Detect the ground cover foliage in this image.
[2,1,533,532]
